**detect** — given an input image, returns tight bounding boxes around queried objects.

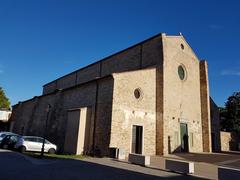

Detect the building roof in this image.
[43,33,165,87]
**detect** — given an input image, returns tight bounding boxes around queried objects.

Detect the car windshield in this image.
[45,140,51,144]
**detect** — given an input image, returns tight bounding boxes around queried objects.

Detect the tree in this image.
[220,92,240,135]
[0,87,10,110]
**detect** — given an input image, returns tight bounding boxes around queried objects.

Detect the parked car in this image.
[0,132,17,143]
[15,136,57,154]
[0,134,21,150]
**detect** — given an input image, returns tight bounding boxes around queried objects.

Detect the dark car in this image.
[0,134,21,150]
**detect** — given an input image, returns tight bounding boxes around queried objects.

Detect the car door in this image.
[1,135,11,148]
[44,139,52,152]
[9,135,19,148]
[36,138,44,152]
[39,138,51,152]
[24,137,34,151]
[25,137,39,151]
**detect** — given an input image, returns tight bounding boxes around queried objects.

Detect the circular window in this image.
[178,65,186,80]
[134,88,142,100]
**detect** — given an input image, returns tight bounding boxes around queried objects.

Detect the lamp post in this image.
[40,104,51,158]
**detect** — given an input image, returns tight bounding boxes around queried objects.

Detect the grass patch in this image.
[23,152,85,160]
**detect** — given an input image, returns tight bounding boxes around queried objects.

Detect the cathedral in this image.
[10,33,220,157]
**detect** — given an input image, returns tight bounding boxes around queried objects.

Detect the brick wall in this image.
[110,68,157,156]
[11,77,114,155]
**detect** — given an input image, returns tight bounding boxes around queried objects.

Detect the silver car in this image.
[15,136,57,154]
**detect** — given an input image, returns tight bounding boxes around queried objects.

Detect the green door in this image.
[180,123,189,152]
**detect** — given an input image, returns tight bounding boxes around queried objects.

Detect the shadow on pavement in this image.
[0,151,204,180]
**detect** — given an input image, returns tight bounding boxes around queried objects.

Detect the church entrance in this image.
[180,123,189,152]
[131,125,143,154]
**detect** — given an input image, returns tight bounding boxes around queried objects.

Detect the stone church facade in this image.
[10,33,220,156]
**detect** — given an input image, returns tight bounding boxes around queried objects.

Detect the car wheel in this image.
[19,146,26,153]
[3,144,8,149]
[48,148,56,154]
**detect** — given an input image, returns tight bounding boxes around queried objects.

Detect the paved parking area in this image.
[0,149,203,180]
[150,152,240,179]
[226,160,240,168]
[165,152,240,168]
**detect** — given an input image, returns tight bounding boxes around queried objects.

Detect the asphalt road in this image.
[0,150,204,180]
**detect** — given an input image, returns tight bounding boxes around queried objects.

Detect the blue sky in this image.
[0,0,239,107]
